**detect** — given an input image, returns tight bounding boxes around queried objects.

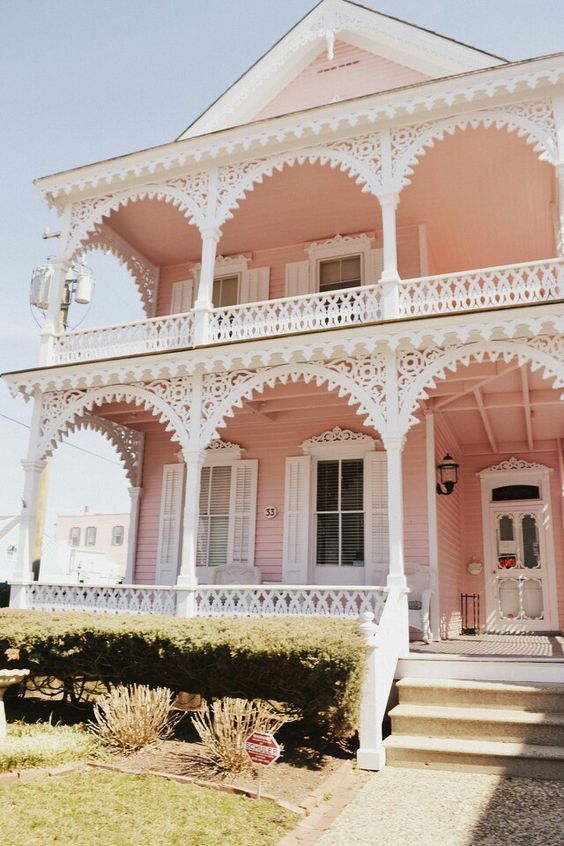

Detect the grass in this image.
[0,721,102,772]
[0,771,298,846]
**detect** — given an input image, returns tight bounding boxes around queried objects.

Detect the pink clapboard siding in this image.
[254,40,429,122]
[132,393,429,585]
[435,416,464,638]
[155,228,423,317]
[459,449,564,631]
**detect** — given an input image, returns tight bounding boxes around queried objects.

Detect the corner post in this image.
[378,192,401,319]
[382,430,409,658]
[124,486,143,584]
[357,611,386,770]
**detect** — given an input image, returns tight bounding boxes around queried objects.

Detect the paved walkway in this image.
[411,634,564,659]
[315,768,564,846]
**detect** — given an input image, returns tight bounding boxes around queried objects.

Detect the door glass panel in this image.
[497,514,516,569]
[499,579,519,620]
[316,514,339,566]
[522,578,544,620]
[521,514,540,569]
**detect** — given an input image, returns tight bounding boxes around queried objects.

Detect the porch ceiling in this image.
[103,201,202,266]
[425,362,564,455]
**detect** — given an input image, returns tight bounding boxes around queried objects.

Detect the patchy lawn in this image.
[0,721,102,772]
[1,771,297,846]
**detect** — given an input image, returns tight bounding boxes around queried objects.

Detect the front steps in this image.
[384,678,564,779]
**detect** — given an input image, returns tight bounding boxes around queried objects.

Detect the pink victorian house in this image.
[6,2,564,771]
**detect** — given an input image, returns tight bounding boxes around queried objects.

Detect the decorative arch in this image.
[391,103,557,190]
[65,415,145,486]
[216,135,383,226]
[200,357,387,447]
[66,176,208,259]
[72,225,159,317]
[37,380,193,462]
[398,337,564,433]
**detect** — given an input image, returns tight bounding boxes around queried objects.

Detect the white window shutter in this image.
[240,267,270,303]
[227,460,258,567]
[155,463,185,584]
[367,249,384,284]
[364,452,389,585]
[171,280,194,314]
[282,456,312,584]
[285,260,312,297]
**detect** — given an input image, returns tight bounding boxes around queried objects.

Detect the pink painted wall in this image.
[254,40,429,122]
[155,226,424,316]
[132,390,429,585]
[435,416,464,638]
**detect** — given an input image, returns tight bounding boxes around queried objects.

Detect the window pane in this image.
[112,526,124,546]
[341,460,363,511]
[341,256,361,282]
[341,513,364,567]
[316,514,339,566]
[85,527,96,546]
[213,275,238,307]
[317,461,339,511]
[208,516,229,566]
[319,260,341,286]
[210,466,232,515]
[212,280,222,308]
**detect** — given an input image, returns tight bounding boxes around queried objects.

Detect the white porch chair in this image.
[405,564,433,643]
[212,564,261,585]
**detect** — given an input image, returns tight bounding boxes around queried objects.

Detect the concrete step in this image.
[389,703,564,747]
[384,735,564,780]
[397,654,564,684]
[396,677,564,713]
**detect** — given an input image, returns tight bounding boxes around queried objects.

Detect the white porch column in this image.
[378,192,400,320]
[176,450,205,619]
[193,227,221,345]
[39,257,71,366]
[424,412,441,641]
[553,94,564,257]
[381,435,406,587]
[11,458,47,606]
[124,486,142,584]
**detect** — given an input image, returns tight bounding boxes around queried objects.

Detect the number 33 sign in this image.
[263,506,278,519]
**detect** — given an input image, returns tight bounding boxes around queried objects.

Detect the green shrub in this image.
[0,611,364,739]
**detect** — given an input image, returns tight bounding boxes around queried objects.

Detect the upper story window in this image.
[319,255,361,292]
[85,527,97,547]
[69,527,81,547]
[213,275,239,308]
[112,525,125,546]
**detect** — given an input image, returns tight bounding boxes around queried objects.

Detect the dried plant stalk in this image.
[90,684,181,752]
[191,697,297,774]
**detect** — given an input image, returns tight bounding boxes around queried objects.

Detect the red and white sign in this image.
[245,731,281,767]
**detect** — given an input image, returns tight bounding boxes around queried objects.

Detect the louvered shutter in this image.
[155,463,185,584]
[240,267,270,303]
[285,260,313,297]
[282,456,312,583]
[227,460,258,566]
[367,249,384,284]
[364,452,389,585]
[171,280,194,314]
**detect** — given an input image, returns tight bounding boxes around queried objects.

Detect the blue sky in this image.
[0,0,563,573]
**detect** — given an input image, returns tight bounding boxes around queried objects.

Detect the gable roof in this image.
[177,0,506,140]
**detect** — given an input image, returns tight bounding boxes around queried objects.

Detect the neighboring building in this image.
[53,508,129,584]
[5,0,564,744]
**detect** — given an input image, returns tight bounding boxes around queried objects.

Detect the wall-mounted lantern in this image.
[436,453,459,496]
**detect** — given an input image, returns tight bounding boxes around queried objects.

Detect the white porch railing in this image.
[46,258,562,364]
[398,258,563,318]
[12,581,388,621]
[51,311,195,364]
[208,283,382,343]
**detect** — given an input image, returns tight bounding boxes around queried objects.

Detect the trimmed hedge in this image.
[0,611,365,739]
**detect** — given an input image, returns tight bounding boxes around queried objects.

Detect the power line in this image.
[0,412,123,467]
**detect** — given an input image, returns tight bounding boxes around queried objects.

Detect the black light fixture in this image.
[436,453,459,496]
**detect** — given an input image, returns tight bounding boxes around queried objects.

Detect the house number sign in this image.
[263,506,278,519]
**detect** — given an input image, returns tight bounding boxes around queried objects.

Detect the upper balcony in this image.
[37,117,563,367]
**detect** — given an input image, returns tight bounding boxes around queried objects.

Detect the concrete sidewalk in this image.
[315,768,564,846]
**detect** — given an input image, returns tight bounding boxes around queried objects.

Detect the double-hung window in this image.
[316,459,364,568]
[85,527,97,547]
[69,527,81,547]
[319,255,361,293]
[112,525,125,546]
[197,465,232,567]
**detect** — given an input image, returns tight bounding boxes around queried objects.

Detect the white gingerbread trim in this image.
[301,426,377,457]
[479,456,553,475]
[205,439,244,463]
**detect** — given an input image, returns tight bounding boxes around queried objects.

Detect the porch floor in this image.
[410,633,564,659]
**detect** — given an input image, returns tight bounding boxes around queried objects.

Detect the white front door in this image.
[486,504,553,632]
